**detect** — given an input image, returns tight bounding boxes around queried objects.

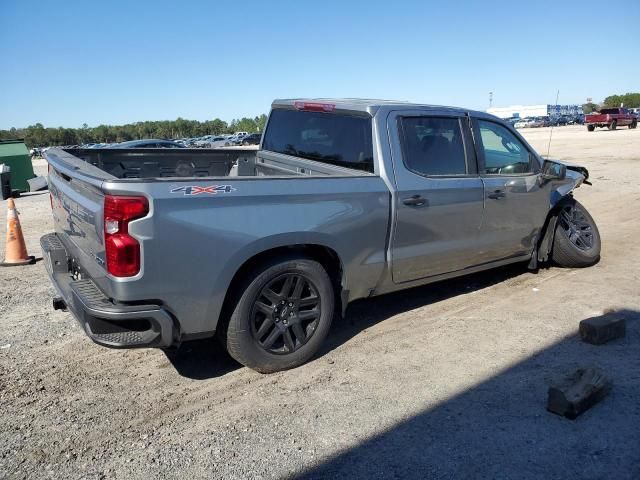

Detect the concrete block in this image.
[579,314,626,345]
[547,368,611,419]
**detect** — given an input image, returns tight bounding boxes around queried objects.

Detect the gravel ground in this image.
[1,125,639,479]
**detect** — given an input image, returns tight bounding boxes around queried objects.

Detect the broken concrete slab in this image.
[547,368,612,419]
[579,313,626,345]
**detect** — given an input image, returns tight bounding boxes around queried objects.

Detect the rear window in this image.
[263,109,374,172]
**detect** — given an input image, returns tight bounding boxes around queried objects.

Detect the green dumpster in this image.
[0,139,35,193]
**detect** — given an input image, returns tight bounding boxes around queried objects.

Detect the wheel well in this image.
[536,195,574,264]
[218,244,344,330]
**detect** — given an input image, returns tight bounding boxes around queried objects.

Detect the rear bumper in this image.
[40,233,176,348]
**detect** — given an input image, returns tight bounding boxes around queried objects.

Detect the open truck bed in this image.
[57,147,365,180]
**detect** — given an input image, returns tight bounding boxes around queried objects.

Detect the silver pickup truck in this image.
[42,99,600,373]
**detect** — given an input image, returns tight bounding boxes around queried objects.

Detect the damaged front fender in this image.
[546,160,591,208]
[533,161,592,267]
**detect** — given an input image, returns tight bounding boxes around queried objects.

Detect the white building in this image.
[487,104,583,119]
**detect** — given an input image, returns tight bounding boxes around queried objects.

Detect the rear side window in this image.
[263,109,374,172]
[399,117,467,176]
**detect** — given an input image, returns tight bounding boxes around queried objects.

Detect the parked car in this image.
[585,108,637,131]
[224,135,242,146]
[207,136,230,148]
[550,116,569,126]
[565,114,585,125]
[527,117,548,128]
[113,139,185,148]
[191,136,212,148]
[42,98,600,373]
[514,118,533,128]
[241,133,262,145]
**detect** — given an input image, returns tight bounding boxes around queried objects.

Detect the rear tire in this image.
[608,120,617,130]
[587,125,595,132]
[225,256,335,373]
[551,198,601,268]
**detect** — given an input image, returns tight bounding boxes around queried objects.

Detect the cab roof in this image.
[272,98,493,119]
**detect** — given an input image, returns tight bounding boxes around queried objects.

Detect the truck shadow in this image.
[300,309,640,479]
[166,263,530,380]
[163,338,239,379]
[320,263,529,357]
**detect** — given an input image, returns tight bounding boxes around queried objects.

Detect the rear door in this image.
[471,117,549,263]
[388,110,484,283]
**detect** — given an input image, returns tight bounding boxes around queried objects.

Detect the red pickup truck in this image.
[585,108,637,131]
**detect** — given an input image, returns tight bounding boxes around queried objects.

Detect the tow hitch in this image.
[52,296,67,311]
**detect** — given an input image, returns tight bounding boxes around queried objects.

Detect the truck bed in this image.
[56,147,366,180]
[44,141,388,343]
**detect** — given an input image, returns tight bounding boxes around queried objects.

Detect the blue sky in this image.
[1,0,638,129]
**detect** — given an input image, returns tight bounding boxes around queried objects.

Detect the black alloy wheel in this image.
[224,256,335,373]
[551,199,600,268]
[251,273,321,354]
[557,203,595,251]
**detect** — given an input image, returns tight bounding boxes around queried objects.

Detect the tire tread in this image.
[551,199,601,268]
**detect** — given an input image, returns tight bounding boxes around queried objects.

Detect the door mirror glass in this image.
[541,160,566,181]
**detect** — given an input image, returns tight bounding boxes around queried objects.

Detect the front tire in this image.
[225,256,335,373]
[630,120,637,129]
[551,198,601,268]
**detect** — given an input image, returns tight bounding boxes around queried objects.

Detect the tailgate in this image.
[46,149,110,272]
[586,114,607,122]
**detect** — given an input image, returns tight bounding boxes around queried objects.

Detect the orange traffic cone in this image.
[1,198,35,267]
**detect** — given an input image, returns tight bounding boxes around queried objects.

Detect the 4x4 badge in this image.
[171,185,236,196]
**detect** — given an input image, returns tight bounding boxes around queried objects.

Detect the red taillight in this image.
[104,195,149,277]
[293,101,336,113]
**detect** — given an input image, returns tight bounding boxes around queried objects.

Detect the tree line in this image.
[0,114,268,148]
[583,92,640,113]
[3,92,639,148]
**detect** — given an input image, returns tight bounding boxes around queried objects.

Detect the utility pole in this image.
[489,92,493,108]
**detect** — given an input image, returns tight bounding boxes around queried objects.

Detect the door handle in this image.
[487,190,506,199]
[402,195,427,207]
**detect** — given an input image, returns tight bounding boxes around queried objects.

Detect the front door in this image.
[389,112,484,283]
[471,118,549,263]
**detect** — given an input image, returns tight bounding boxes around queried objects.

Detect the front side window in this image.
[477,120,532,174]
[400,116,467,176]
[262,109,373,172]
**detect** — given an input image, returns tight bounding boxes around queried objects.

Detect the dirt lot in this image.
[1,125,639,479]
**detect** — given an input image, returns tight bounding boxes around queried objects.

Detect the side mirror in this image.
[541,160,566,181]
